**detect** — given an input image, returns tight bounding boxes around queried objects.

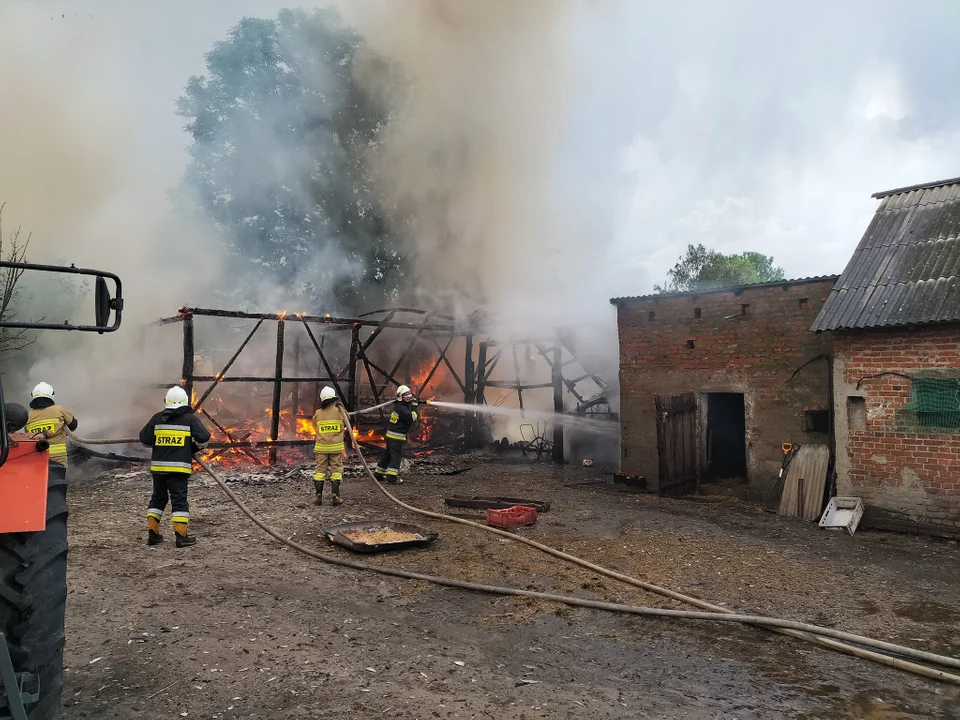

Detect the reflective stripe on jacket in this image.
[26,404,77,467]
[385,400,418,441]
[139,406,211,475]
[313,401,346,453]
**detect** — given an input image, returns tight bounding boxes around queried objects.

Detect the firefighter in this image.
[374,384,421,484]
[25,382,78,477]
[139,386,210,548]
[312,385,352,506]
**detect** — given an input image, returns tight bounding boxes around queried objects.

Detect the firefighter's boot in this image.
[313,479,324,505]
[146,513,164,546]
[330,481,343,506]
[172,519,197,548]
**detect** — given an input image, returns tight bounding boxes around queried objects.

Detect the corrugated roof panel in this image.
[812,179,960,332]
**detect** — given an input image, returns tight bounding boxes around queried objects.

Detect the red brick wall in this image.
[616,279,836,492]
[833,326,960,539]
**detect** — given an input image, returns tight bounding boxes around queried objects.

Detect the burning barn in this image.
[140,306,617,470]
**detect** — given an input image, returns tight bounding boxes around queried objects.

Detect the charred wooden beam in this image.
[483,381,555,390]
[535,342,586,405]
[198,407,264,465]
[205,439,312,450]
[299,317,348,405]
[432,337,467,395]
[193,319,264,411]
[191,375,336,383]
[358,307,455,321]
[269,319,285,464]
[552,343,564,464]
[347,324,360,412]
[181,312,195,399]
[463,334,475,441]
[377,313,432,397]
[179,307,458,333]
[290,333,301,434]
[512,342,524,411]
[475,342,487,406]
[417,335,454,396]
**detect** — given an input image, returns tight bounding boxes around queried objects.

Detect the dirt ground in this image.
[59,454,960,719]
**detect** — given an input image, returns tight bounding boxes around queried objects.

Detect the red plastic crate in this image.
[485,505,537,528]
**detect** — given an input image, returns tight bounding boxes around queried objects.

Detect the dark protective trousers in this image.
[375,438,404,478]
[147,472,190,516]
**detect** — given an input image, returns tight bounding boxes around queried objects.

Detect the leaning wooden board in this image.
[778,444,830,521]
[444,496,551,512]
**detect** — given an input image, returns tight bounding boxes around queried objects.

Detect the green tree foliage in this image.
[176,8,403,312]
[654,244,786,293]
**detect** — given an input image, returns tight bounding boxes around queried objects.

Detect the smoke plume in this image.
[350,0,622,384]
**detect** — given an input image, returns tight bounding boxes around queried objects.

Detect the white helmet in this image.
[164,386,190,409]
[396,384,412,400]
[32,382,55,401]
[319,386,337,402]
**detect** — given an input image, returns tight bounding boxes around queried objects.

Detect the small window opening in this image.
[803,410,830,433]
[686,339,695,349]
[694,307,702,319]
[648,311,656,321]
[798,298,809,309]
[741,303,750,315]
[847,396,866,433]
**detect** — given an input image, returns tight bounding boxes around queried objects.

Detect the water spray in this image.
[426,400,618,436]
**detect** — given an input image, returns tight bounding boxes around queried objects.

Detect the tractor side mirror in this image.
[95,275,111,331]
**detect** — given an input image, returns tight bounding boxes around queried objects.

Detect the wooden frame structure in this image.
[157,307,613,464]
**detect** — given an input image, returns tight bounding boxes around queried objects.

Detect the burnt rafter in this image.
[160,307,612,464]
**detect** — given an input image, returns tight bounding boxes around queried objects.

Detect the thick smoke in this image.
[0,3,222,435]
[350,0,622,390]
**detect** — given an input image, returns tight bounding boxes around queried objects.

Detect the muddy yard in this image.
[60,456,960,719]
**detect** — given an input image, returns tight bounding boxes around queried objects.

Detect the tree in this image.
[0,203,35,355]
[176,8,404,312]
[654,244,785,293]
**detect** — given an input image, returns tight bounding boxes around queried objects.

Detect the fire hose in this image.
[65,422,960,686]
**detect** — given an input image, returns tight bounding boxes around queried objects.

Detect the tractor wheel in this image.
[0,463,68,720]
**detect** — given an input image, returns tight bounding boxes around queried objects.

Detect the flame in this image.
[278,311,288,320]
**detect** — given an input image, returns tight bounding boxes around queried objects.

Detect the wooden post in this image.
[290,334,301,435]
[182,312,195,400]
[269,318,285,464]
[463,334,474,442]
[552,343,564,464]
[476,342,488,405]
[347,324,360,412]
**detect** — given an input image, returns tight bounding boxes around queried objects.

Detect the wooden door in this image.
[655,393,699,497]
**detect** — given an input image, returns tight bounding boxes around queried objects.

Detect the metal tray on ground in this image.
[323,520,439,553]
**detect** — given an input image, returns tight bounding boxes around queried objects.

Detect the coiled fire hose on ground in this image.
[65,421,960,686]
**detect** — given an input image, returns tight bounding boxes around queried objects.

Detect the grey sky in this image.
[4,0,960,298]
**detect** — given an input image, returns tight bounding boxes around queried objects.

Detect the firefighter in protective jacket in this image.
[374,385,420,484]
[139,386,210,547]
[25,382,78,478]
[312,386,352,506]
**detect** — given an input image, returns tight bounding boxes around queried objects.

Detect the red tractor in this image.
[0,262,122,720]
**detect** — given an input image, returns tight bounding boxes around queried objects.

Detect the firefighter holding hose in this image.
[139,386,211,547]
[374,384,423,484]
[25,381,78,476]
[312,386,352,506]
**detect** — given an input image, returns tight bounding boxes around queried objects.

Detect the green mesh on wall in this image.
[899,377,960,431]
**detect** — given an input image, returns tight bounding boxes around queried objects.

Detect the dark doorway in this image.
[705,393,747,479]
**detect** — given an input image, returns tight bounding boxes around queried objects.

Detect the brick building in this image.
[812,177,960,539]
[612,277,838,496]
